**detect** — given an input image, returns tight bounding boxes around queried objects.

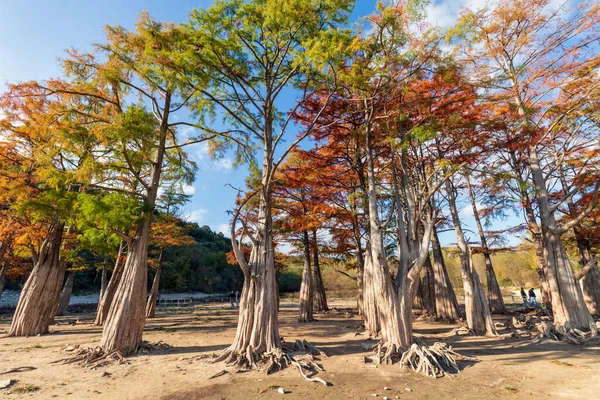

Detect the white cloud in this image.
[188,208,208,224]
[215,223,230,235]
[182,184,196,196]
[214,158,233,171]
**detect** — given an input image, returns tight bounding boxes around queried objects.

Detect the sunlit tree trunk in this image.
[298,231,314,322]
[528,148,595,332]
[466,176,507,314]
[145,249,164,319]
[576,236,600,317]
[8,220,66,337]
[420,257,436,316]
[311,229,328,312]
[95,241,125,326]
[446,181,497,336]
[99,256,108,305]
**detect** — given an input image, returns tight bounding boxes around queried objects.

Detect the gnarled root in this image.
[532,321,597,345]
[214,339,330,386]
[373,342,401,365]
[399,342,478,378]
[52,341,169,368]
[53,346,128,369]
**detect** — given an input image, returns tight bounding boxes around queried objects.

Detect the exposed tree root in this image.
[53,341,170,368]
[399,342,478,378]
[373,342,401,364]
[214,339,330,386]
[448,326,473,336]
[53,346,128,369]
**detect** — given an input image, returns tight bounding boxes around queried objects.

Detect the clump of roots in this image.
[53,341,170,368]
[214,339,330,386]
[53,346,128,369]
[532,321,598,345]
[399,342,478,378]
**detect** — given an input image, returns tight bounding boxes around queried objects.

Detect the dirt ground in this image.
[1,300,599,399]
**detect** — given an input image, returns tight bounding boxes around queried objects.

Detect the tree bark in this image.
[8,220,66,337]
[355,244,365,316]
[95,241,125,326]
[311,229,328,312]
[446,180,497,336]
[528,148,595,332]
[431,225,461,321]
[55,270,75,317]
[99,256,108,304]
[298,230,314,322]
[466,176,507,314]
[0,249,9,301]
[420,257,436,316]
[219,159,281,362]
[100,218,151,354]
[145,249,164,319]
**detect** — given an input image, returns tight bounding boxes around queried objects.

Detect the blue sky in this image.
[0,0,525,248]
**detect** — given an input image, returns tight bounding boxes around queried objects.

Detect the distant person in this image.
[229,291,235,308]
[528,288,537,306]
[520,287,527,306]
[235,291,240,307]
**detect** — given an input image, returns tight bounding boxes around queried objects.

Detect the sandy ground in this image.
[0,300,599,399]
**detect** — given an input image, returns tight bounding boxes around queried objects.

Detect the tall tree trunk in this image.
[362,247,380,337]
[528,148,595,331]
[55,271,75,317]
[431,225,461,321]
[100,218,151,354]
[218,163,281,362]
[355,244,365,316]
[466,176,507,314]
[311,229,328,312]
[298,231,314,322]
[145,249,164,319]
[8,221,66,337]
[420,257,436,316]
[363,122,406,350]
[446,181,497,336]
[99,256,108,304]
[95,242,125,326]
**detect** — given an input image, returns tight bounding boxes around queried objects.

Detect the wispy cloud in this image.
[188,208,208,224]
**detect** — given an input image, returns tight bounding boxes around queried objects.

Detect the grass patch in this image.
[13,385,40,394]
[155,326,176,333]
[501,384,518,393]
[550,360,573,367]
[33,344,42,348]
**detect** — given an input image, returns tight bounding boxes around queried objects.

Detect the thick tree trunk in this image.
[95,242,125,326]
[298,231,314,322]
[8,221,66,337]
[363,125,407,350]
[528,149,595,331]
[431,225,461,321]
[311,229,328,312]
[446,181,497,336]
[466,176,507,314]
[55,271,75,317]
[362,248,380,337]
[146,250,164,319]
[100,218,151,354]
[218,182,281,363]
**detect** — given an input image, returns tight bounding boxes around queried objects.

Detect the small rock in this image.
[372,394,378,397]
[405,388,412,392]
[384,387,391,390]
[100,371,111,378]
[64,345,76,352]
[277,387,286,394]
[383,397,389,400]
[37,333,41,337]
[0,380,13,389]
